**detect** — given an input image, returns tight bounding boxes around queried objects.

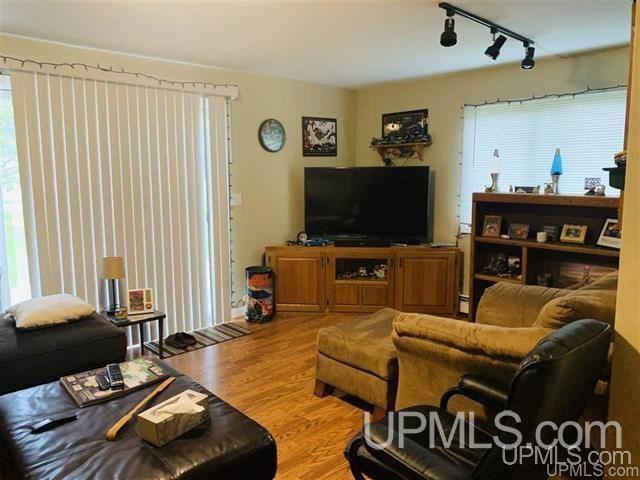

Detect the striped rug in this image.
[144,323,253,358]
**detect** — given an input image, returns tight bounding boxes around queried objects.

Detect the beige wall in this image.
[607,5,640,468]
[0,34,357,307]
[0,34,631,307]
[355,47,630,293]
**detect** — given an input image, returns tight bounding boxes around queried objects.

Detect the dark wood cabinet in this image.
[469,193,620,320]
[266,245,460,314]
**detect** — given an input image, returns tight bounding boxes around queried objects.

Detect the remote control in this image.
[96,374,111,391]
[106,364,124,390]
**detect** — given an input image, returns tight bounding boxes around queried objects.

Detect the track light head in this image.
[484,34,507,60]
[440,16,457,47]
[521,46,535,70]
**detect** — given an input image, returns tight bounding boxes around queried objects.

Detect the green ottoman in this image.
[314,308,399,418]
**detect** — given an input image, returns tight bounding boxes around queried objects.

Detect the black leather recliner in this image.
[345,319,612,480]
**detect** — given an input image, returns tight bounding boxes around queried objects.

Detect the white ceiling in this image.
[0,0,632,88]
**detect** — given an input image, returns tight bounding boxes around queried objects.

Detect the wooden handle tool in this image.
[106,376,175,441]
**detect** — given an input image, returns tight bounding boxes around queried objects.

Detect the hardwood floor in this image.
[162,312,365,480]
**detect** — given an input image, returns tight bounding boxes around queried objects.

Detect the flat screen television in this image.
[304,166,430,242]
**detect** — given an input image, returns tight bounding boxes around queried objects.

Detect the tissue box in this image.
[137,389,209,447]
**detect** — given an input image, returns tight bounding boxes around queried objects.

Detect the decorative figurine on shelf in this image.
[373,264,387,279]
[485,149,500,193]
[357,266,368,277]
[544,182,555,195]
[550,148,563,194]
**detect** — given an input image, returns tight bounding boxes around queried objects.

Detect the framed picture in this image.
[542,225,560,242]
[508,223,530,240]
[302,117,337,157]
[482,215,502,237]
[560,224,588,244]
[382,109,428,138]
[597,218,621,249]
[128,288,154,315]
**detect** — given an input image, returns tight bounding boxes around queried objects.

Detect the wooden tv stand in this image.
[265,245,460,314]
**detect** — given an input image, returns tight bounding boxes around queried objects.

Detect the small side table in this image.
[99,310,167,359]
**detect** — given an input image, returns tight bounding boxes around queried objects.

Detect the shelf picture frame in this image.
[597,218,621,249]
[482,215,502,237]
[508,223,530,240]
[560,224,588,244]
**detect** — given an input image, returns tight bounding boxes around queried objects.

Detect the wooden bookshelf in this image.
[474,236,620,258]
[469,193,620,321]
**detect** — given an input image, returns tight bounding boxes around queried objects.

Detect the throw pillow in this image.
[534,289,617,329]
[7,294,95,329]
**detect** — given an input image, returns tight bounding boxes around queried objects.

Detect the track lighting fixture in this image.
[440,16,457,47]
[440,9,457,47]
[438,2,535,70]
[521,45,536,69]
[484,33,507,60]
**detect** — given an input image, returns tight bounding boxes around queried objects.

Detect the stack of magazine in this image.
[60,358,169,407]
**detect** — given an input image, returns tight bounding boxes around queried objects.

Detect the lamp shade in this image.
[101,256,125,279]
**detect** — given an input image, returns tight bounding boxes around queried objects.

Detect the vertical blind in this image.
[459,89,627,224]
[10,70,231,343]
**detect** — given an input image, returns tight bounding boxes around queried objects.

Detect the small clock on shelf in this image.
[297,231,308,243]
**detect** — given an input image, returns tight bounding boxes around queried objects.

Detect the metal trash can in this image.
[245,266,274,323]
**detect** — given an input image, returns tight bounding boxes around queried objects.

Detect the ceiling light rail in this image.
[438,2,536,69]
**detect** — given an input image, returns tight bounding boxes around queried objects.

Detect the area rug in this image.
[144,322,253,358]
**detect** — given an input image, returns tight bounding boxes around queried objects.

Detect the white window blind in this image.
[459,89,626,223]
[10,70,231,345]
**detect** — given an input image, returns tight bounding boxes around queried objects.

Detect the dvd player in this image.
[333,237,391,248]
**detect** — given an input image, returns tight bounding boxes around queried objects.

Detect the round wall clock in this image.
[258,119,286,152]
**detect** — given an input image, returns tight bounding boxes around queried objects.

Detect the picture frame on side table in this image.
[560,225,588,244]
[597,218,621,249]
[508,223,530,240]
[302,117,337,157]
[482,215,502,237]
[128,288,154,315]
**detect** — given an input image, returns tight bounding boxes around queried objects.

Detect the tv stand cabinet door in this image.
[266,249,326,312]
[394,251,458,314]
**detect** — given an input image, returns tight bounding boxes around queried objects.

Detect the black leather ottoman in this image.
[0,362,277,479]
[0,312,127,395]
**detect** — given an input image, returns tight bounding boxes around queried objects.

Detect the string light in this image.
[465,85,627,108]
[0,54,238,91]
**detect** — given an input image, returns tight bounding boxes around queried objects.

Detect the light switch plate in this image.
[230,192,242,207]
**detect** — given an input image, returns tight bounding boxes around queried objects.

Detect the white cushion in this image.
[6,294,95,330]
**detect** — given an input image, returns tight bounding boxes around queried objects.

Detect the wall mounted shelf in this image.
[369,141,432,162]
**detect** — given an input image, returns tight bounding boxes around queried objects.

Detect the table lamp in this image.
[101,256,125,314]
